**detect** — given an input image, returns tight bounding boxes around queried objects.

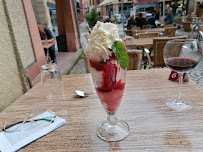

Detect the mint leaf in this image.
[111,41,129,70]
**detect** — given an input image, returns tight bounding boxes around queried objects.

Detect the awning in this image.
[133,3,157,10]
[99,0,116,6]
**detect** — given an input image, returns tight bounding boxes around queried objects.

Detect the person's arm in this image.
[43,28,55,43]
[164,17,170,24]
[165,20,170,24]
[152,19,157,28]
[41,38,54,44]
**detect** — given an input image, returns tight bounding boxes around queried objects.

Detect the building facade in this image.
[0,0,80,111]
[100,0,136,17]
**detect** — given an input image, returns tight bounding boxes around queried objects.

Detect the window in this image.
[97,0,100,5]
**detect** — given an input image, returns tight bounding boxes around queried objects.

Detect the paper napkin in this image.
[0,111,66,152]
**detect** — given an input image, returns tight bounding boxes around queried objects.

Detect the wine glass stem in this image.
[178,72,183,101]
[107,112,117,126]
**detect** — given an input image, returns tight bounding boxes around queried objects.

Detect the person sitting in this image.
[164,11,174,25]
[37,24,56,63]
[148,13,157,28]
[155,11,160,20]
[135,13,147,29]
[127,15,136,30]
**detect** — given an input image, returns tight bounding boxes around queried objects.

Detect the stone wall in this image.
[35,0,53,31]
[0,0,35,111]
[31,0,40,23]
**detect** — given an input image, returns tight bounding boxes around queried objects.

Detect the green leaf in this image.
[111,41,129,70]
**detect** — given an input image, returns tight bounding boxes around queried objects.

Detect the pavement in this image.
[68,21,203,87]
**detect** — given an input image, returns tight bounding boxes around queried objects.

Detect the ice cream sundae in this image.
[84,21,129,141]
[84,21,128,112]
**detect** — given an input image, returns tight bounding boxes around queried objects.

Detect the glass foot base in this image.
[165,99,193,111]
[96,120,129,142]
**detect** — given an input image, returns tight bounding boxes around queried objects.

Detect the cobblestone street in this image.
[68,21,203,87]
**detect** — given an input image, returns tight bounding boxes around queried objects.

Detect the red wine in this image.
[166,57,198,72]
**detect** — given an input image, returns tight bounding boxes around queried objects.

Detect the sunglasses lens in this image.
[4,113,27,132]
[33,111,55,126]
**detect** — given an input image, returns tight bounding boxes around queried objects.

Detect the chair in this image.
[85,34,89,42]
[200,25,203,32]
[83,52,91,73]
[138,32,159,39]
[127,49,142,70]
[132,26,140,30]
[163,25,173,28]
[197,25,203,41]
[163,27,177,37]
[151,36,188,68]
[186,17,193,22]
[83,50,142,72]
[142,25,150,29]
[191,15,197,17]
[182,22,195,38]
[174,18,183,29]
[125,30,132,36]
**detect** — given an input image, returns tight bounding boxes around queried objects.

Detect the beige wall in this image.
[31,0,40,23]
[0,0,34,111]
[5,0,35,68]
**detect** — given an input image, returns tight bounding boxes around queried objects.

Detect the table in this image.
[125,38,154,69]
[43,42,55,62]
[125,28,165,37]
[42,42,55,49]
[125,38,153,48]
[1,69,203,151]
[135,28,165,33]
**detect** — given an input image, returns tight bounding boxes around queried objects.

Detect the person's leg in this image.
[49,48,56,63]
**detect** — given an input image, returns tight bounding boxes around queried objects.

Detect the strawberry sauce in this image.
[89,58,125,112]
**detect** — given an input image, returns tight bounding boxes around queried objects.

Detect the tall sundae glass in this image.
[84,22,129,141]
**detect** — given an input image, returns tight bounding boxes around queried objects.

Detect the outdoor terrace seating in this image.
[151,36,188,68]
[182,22,195,38]
[163,27,177,37]
[142,25,150,29]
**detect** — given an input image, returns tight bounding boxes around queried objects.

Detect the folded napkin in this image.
[0,111,66,152]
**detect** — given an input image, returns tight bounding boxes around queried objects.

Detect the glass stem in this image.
[107,112,117,126]
[178,72,183,101]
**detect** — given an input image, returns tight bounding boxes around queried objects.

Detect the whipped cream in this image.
[84,21,122,62]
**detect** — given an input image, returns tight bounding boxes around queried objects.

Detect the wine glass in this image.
[163,39,202,111]
[41,63,65,101]
[88,56,129,141]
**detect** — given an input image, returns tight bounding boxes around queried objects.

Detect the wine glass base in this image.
[165,99,193,111]
[96,120,129,142]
